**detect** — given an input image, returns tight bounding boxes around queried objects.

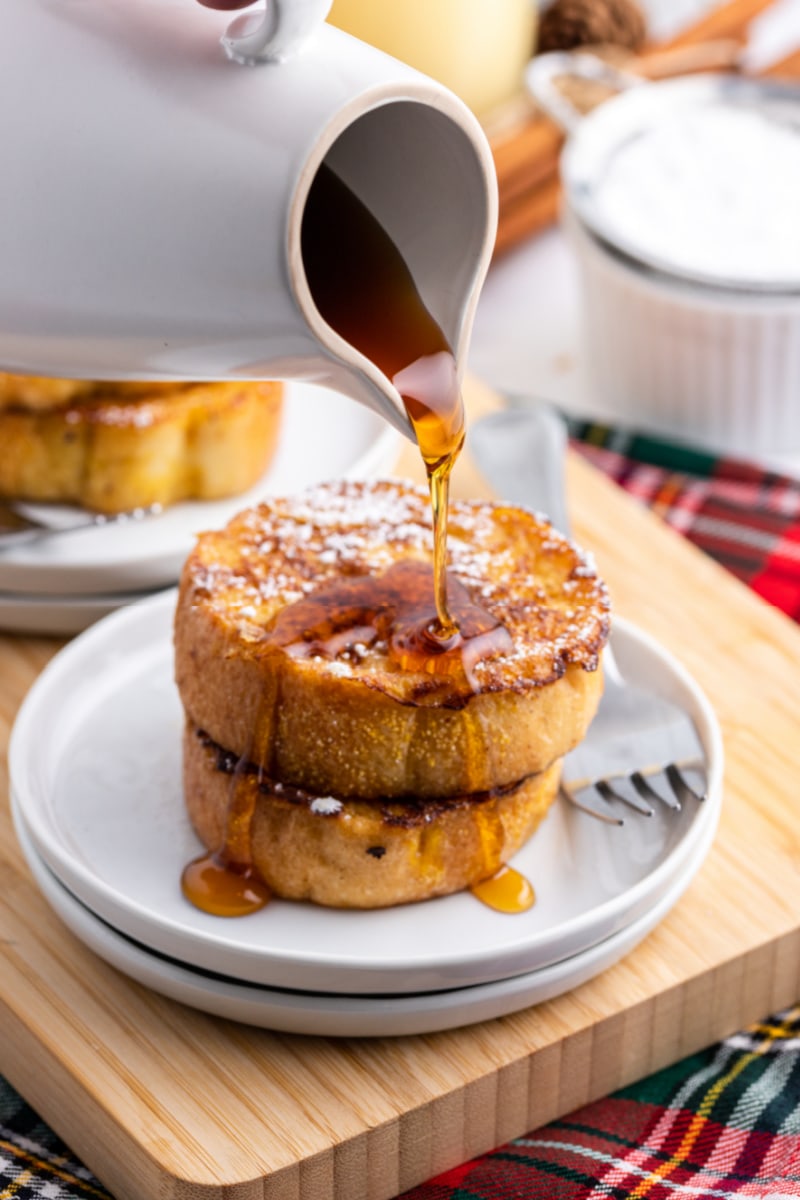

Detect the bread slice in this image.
[0,375,96,411]
[0,375,194,412]
[0,378,283,513]
[175,479,609,800]
[184,723,562,908]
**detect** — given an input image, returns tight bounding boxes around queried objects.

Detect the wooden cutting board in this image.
[1,378,799,1200]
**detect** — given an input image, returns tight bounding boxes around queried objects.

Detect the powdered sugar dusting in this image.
[185,479,610,698]
[310,796,344,816]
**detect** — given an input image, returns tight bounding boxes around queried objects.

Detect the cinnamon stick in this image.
[661,0,776,49]
[635,37,745,79]
[761,47,800,79]
[493,176,562,259]
[492,118,564,208]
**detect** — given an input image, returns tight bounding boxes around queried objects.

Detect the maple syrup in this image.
[181,853,270,917]
[180,750,273,915]
[302,164,467,648]
[471,866,536,914]
[181,167,535,918]
[266,559,511,682]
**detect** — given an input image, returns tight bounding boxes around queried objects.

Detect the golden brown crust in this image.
[0,380,283,513]
[0,375,95,410]
[0,374,194,411]
[184,723,562,908]
[175,479,608,798]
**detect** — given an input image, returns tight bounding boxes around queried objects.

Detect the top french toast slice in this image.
[175,479,609,800]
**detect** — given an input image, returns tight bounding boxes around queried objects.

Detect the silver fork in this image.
[469,402,708,825]
[0,500,162,550]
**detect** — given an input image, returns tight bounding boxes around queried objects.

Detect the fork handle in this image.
[0,513,107,551]
[470,402,572,539]
[470,400,622,684]
[505,400,624,685]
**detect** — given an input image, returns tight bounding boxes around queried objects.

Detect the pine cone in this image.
[538,0,647,55]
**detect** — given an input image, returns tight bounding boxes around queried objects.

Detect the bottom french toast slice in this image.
[184,724,562,909]
[0,379,283,513]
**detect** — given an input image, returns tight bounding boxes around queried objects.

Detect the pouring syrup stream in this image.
[301,164,465,645]
[182,165,530,917]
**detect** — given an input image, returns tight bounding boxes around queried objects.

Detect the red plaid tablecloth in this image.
[402,1007,800,1200]
[568,422,800,621]
[3,424,800,1200]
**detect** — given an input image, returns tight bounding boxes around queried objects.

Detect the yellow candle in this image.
[327,0,538,118]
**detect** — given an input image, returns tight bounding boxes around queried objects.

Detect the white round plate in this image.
[0,586,172,637]
[0,382,400,597]
[9,590,723,995]
[16,807,715,1037]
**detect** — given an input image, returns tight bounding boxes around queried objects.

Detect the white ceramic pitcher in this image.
[0,0,498,437]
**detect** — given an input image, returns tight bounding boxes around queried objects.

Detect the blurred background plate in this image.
[0,587,174,638]
[0,382,401,599]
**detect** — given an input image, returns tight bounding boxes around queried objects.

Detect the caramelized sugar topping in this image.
[266,560,512,684]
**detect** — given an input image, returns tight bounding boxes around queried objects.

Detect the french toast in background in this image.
[174,479,610,908]
[0,375,283,514]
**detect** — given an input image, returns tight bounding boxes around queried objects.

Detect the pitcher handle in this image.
[525,52,641,134]
[222,0,333,64]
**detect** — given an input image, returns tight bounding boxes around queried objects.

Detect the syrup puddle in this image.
[470,866,536,914]
[182,853,535,918]
[182,852,271,917]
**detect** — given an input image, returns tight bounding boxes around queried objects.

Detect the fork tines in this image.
[563,761,707,824]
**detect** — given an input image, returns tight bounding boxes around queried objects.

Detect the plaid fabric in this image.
[401,1006,800,1200]
[567,421,800,623]
[0,1081,109,1199]
[2,423,800,1198]
[2,1007,799,1198]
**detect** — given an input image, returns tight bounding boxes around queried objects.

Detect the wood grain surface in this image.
[1,378,799,1200]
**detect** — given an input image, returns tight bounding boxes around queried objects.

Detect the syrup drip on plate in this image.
[466,803,536,915]
[181,762,271,916]
[181,853,270,917]
[471,866,536,914]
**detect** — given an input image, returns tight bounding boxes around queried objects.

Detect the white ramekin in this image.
[565,209,800,456]
[526,61,800,456]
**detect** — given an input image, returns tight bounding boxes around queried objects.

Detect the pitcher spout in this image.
[291,88,498,441]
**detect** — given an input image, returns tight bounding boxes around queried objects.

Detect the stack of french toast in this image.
[0,374,283,514]
[174,478,609,908]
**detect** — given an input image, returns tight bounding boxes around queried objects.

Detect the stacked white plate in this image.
[0,382,400,635]
[9,594,723,1037]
